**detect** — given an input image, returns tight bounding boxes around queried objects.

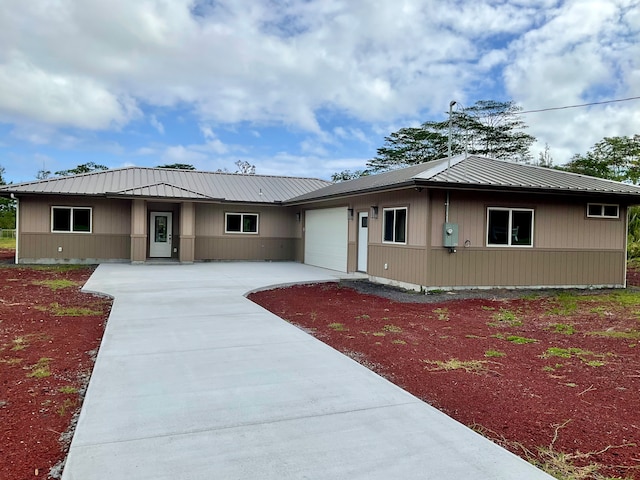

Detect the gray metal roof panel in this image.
[0,167,332,203]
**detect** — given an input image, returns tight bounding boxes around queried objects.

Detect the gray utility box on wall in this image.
[443,223,459,247]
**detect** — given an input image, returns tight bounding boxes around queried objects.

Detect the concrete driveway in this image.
[62,262,553,480]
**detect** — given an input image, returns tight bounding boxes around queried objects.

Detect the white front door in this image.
[357,212,368,272]
[149,212,173,258]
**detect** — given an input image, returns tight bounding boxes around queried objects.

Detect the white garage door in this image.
[304,207,348,272]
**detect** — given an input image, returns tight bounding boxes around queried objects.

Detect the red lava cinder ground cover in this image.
[250,282,640,480]
[0,263,111,480]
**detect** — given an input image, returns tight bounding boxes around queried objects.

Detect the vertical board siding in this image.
[427,249,624,287]
[20,233,130,261]
[368,245,428,285]
[431,190,624,250]
[195,237,296,261]
[195,204,299,238]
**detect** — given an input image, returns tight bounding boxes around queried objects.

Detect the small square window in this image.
[225,213,259,234]
[587,203,619,218]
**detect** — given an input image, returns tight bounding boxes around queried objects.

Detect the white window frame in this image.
[382,207,408,245]
[51,206,93,233]
[224,212,259,234]
[486,207,534,248]
[586,203,619,219]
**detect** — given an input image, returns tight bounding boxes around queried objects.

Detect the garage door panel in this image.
[304,208,348,272]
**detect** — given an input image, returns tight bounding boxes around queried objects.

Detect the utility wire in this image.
[517,95,640,114]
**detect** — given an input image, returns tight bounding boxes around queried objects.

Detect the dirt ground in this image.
[0,260,111,480]
[250,279,640,480]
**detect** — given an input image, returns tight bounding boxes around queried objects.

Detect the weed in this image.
[543,347,587,359]
[432,307,449,321]
[465,334,484,339]
[57,398,76,416]
[490,333,505,340]
[481,305,496,311]
[423,358,490,375]
[309,311,317,321]
[428,289,445,295]
[382,324,402,333]
[564,383,577,388]
[10,333,51,351]
[11,337,28,351]
[355,314,371,320]
[58,386,78,394]
[26,358,52,378]
[391,339,407,345]
[484,349,506,358]
[32,279,79,290]
[372,332,385,337]
[489,308,522,327]
[507,335,538,344]
[584,360,606,367]
[327,323,347,331]
[550,323,576,335]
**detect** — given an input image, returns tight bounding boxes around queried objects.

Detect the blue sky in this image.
[1,0,639,184]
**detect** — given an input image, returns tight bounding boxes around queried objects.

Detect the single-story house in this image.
[3,154,640,290]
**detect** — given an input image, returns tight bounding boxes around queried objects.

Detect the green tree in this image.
[563,135,640,259]
[367,100,535,172]
[562,135,640,183]
[156,163,196,170]
[0,166,16,229]
[331,169,370,182]
[55,162,108,177]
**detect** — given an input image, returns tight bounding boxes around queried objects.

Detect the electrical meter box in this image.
[443,223,459,247]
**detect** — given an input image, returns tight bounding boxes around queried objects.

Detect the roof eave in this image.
[284,181,418,205]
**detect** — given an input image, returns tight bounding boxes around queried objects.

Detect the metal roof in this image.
[287,155,640,203]
[0,167,332,203]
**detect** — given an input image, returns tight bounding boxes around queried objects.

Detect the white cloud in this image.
[149,115,164,134]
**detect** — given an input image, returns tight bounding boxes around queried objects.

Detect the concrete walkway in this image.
[62,262,553,480]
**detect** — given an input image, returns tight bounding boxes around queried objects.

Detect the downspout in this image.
[624,205,629,288]
[10,193,18,264]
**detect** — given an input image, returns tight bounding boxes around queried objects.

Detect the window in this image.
[225,213,259,234]
[587,203,619,218]
[487,207,533,247]
[383,207,407,244]
[51,207,92,233]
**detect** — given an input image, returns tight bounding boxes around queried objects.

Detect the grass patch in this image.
[391,339,407,345]
[382,324,402,333]
[549,323,576,335]
[484,349,506,358]
[327,322,347,331]
[0,357,22,366]
[58,386,78,394]
[0,237,16,249]
[372,332,385,337]
[355,314,371,320]
[56,398,76,416]
[506,335,538,344]
[542,347,591,359]
[547,292,579,316]
[32,279,79,290]
[423,358,490,375]
[587,330,640,340]
[432,307,449,321]
[26,358,52,378]
[489,308,522,327]
[36,302,103,316]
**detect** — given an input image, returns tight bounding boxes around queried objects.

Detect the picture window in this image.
[487,207,533,247]
[51,207,92,233]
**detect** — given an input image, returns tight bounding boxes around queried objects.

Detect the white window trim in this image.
[382,207,408,245]
[224,212,259,234]
[486,207,534,248]
[51,206,93,234]
[586,203,619,219]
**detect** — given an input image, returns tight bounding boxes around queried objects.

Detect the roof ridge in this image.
[113,181,215,198]
[140,166,330,183]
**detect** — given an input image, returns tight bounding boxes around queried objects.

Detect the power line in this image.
[517,96,640,114]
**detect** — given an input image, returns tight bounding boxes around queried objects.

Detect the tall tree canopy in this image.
[55,162,108,177]
[367,100,535,172]
[562,135,640,183]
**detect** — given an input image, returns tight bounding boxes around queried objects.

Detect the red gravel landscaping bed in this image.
[0,263,111,480]
[249,283,640,480]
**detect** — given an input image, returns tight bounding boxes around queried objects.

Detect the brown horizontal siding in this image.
[428,248,625,287]
[368,244,428,285]
[195,236,296,261]
[19,233,130,262]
